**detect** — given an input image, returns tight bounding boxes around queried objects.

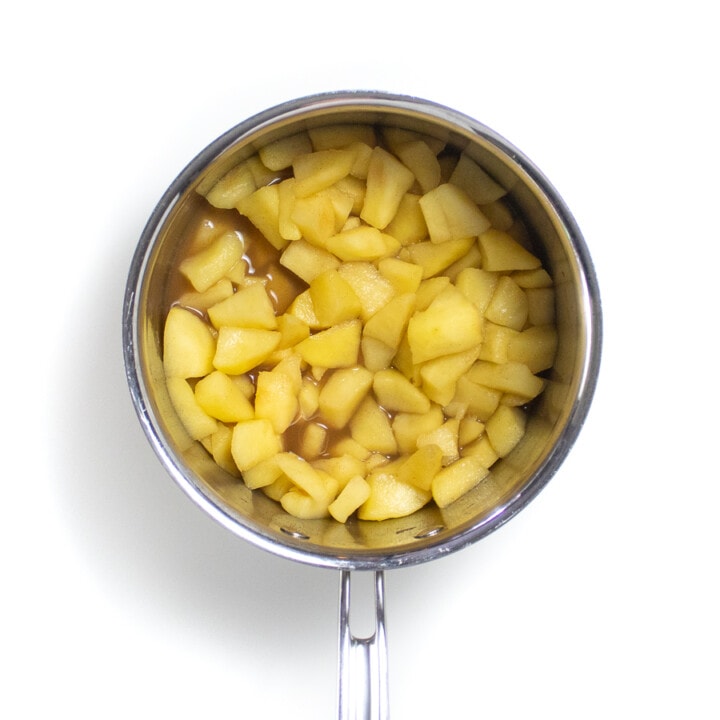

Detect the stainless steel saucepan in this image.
[123,91,602,719]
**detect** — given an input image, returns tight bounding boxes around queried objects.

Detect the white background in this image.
[2,2,718,718]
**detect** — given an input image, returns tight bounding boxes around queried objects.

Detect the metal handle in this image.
[338,570,389,720]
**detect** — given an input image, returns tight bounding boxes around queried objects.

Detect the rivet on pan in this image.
[280,527,311,540]
[415,525,445,539]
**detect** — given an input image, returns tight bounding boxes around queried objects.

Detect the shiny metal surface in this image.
[123,90,602,571]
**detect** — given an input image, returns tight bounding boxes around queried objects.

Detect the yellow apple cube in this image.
[358,468,431,521]
[328,475,372,523]
[485,404,527,457]
[230,418,282,472]
[308,124,377,151]
[419,183,491,243]
[258,131,313,171]
[397,444,443,492]
[207,283,277,330]
[455,267,500,314]
[416,417,460,465]
[213,327,281,374]
[179,231,244,293]
[166,376,218,440]
[337,262,396,321]
[362,292,415,351]
[507,325,558,373]
[203,162,256,209]
[383,193,428,245]
[377,257,423,294]
[318,366,374,428]
[296,319,361,368]
[236,184,287,250]
[350,396,397,455]
[290,191,338,247]
[163,306,216,378]
[194,370,255,423]
[485,276,529,331]
[327,225,399,262]
[391,405,445,454]
[448,153,507,205]
[419,346,480,406]
[280,239,340,284]
[372,369,431,414]
[402,237,475,278]
[432,456,490,509]
[309,270,362,326]
[467,361,545,401]
[478,228,542,272]
[254,369,299,434]
[292,148,356,197]
[360,146,416,229]
[406,285,483,364]
[178,278,234,312]
[394,140,442,193]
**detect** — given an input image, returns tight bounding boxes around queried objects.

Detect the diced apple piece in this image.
[360,146,416,229]
[242,455,283,490]
[444,243,484,282]
[286,290,323,329]
[207,283,277,330]
[292,148,356,197]
[327,224,399,262]
[461,434,499,467]
[397,444,443,492]
[166,376,219,440]
[361,336,395,372]
[290,191,338,247]
[448,153,507,204]
[245,154,281,187]
[455,267,499,314]
[328,475,371,523]
[280,489,332,520]
[295,319,361,368]
[163,306,216,378]
[194,370,255,423]
[419,183,491,243]
[485,276,529,331]
[478,322,519,364]
[507,325,558,373]
[311,453,363,487]
[414,276,451,310]
[258,131,313,171]
[231,418,282,472]
[401,237,475,278]
[308,124,377,151]
[203,162,256,209]
[334,175,366,214]
[276,178,302,242]
[373,368,431,414]
[478,228,542,272]
[432,456,490,509]
[236,185,287,251]
[276,313,310,349]
[467,361,545,401]
[451,376,502,421]
[407,285,483,364]
[377,257,423,294]
[309,269,362,326]
[298,377,320,418]
[511,267,554,289]
[350,396,397,455]
[275,451,335,502]
[382,127,446,155]
[417,417,460,465]
[299,422,328,459]
[255,368,300,434]
[213,327,281,374]
[207,424,241,477]
[458,417,485,446]
[178,278,234,313]
[392,405,445,454]
[363,292,415,351]
[394,140,442,193]
[420,346,480,406]
[337,262,396,322]
[485,404,527,457]
[318,366,374,428]
[383,193,428,245]
[280,239,340,284]
[179,231,244,293]
[358,468,432,521]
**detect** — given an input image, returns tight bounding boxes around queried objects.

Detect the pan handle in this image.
[338,570,389,720]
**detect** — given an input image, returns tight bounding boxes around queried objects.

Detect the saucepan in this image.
[122,91,602,718]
